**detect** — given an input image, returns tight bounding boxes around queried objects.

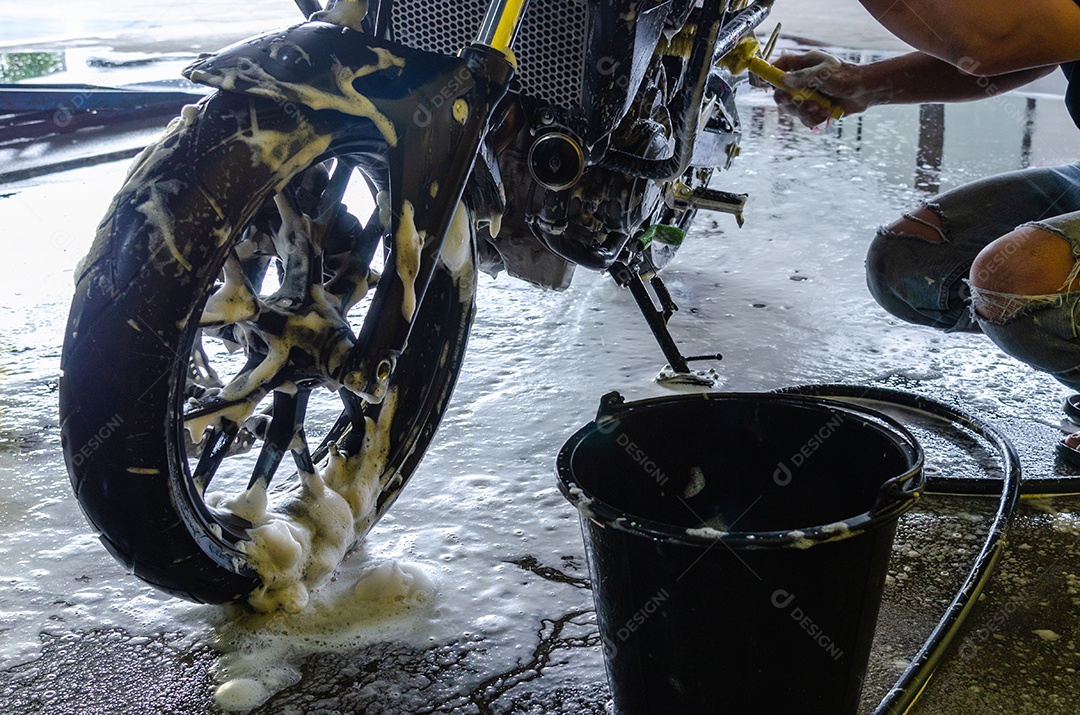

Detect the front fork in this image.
[340,1,531,403]
[476,0,531,51]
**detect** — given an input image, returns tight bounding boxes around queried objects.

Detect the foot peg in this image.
[665,181,748,227]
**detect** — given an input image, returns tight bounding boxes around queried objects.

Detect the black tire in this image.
[59,91,476,604]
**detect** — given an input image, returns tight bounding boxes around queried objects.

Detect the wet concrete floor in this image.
[3,20,1080,715]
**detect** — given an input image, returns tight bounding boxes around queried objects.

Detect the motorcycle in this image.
[58,0,772,609]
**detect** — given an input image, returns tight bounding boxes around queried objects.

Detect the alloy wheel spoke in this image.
[291,428,317,476]
[310,388,370,464]
[312,412,351,465]
[316,159,355,227]
[201,249,263,327]
[326,206,387,314]
[191,420,239,493]
[190,331,223,388]
[271,191,318,305]
[247,389,311,490]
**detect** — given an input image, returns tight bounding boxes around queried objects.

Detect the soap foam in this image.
[212,558,436,712]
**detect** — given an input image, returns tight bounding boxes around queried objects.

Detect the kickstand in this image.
[610,261,722,376]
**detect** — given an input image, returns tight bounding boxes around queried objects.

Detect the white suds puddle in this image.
[211,558,437,711]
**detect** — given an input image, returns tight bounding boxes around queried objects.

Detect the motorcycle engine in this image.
[387,0,717,290]
[481,60,677,289]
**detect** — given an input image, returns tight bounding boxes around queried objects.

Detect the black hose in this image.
[773,384,1022,715]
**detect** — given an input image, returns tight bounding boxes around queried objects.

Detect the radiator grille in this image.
[390,0,588,109]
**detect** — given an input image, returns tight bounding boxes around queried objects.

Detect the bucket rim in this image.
[555,391,925,549]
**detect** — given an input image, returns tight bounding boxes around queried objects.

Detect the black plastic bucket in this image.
[556,391,924,715]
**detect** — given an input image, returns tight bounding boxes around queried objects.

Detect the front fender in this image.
[185,22,513,401]
[183,21,476,144]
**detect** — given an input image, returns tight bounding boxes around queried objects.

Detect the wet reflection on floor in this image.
[744,89,1080,199]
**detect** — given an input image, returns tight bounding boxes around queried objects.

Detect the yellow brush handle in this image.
[747,57,845,120]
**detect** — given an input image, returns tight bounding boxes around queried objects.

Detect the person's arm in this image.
[855,0,1080,75]
[772,51,1057,128]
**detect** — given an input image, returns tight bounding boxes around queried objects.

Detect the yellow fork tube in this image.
[475,0,531,60]
[491,0,528,51]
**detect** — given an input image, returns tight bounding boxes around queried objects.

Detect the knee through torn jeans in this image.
[865,161,1080,389]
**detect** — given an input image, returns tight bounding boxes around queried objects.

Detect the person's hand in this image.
[772,51,872,127]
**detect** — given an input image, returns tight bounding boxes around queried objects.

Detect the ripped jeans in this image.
[866,161,1080,390]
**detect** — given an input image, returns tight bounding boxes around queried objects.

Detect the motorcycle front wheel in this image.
[59,91,476,609]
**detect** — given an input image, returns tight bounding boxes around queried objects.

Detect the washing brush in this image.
[721,29,846,121]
